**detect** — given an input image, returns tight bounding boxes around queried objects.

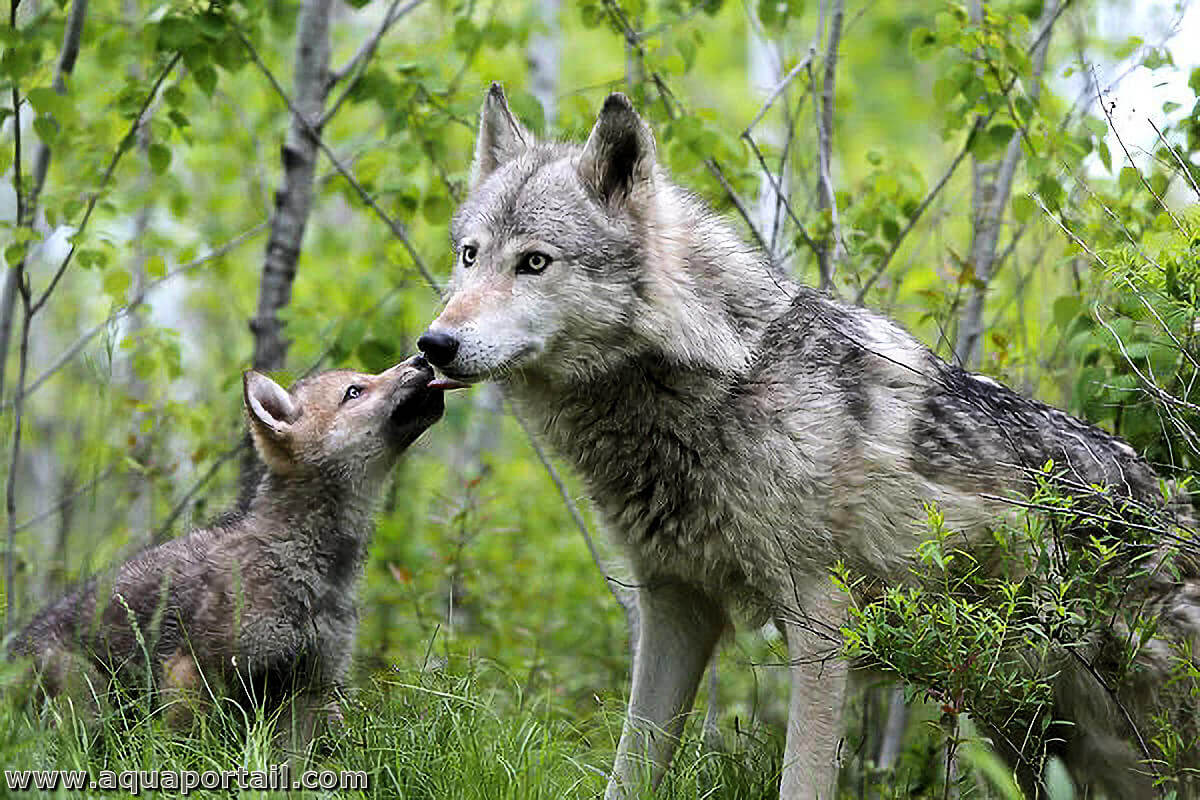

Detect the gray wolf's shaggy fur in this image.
[11,357,443,745]
[420,85,1198,798]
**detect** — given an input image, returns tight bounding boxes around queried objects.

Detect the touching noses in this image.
[417,330,459,367]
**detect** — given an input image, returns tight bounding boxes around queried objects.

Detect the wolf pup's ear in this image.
[471,83,532,188]
[243,371,301,472]
[578,93,656,208]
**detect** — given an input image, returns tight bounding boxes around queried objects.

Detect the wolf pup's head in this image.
[420,83,751,386]
[243,355,442,486]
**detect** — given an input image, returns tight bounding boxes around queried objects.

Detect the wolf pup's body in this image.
[418,85,1199,798]
[12,357,442,744]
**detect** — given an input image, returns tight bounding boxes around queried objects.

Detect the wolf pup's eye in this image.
[517,251,551,275]
[342,385,363,404]
[460,244,477,267]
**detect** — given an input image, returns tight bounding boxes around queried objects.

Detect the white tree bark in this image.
[813,0,844,292]
[249,0,334,373]
[955,0,1059,368]
[748,10,787,265]
[527,0,560,129]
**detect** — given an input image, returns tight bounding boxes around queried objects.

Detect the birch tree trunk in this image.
[527,0,559,129]
[954,0,1059,368]
[249,0,334,373]
[748,10,787,266]
[239,0,334,501]
[813,0,844,292]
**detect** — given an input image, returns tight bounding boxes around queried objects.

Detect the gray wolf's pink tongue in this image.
[427,378,471,391]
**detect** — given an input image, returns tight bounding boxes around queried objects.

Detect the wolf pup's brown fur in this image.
[11,355,443,744]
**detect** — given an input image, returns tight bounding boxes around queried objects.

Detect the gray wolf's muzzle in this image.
[417,330,458,367]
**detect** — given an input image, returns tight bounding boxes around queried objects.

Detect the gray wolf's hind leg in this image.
[605,582,726,800]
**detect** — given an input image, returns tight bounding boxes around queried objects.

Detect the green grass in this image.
[0,661,784,799]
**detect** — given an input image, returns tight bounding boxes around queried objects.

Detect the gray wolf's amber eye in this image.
[342,385,363,404]
[517,251,551,275]
[461,244,478,267]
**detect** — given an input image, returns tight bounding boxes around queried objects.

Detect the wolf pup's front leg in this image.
[605,582,726,800]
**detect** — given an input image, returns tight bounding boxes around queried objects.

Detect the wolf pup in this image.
[419,85,1198,798]
[12,356,444,745]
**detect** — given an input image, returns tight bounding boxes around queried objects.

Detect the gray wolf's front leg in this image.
[605,582,726,800]
[780,579,849,800]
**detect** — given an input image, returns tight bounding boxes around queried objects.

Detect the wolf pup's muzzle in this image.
[387,356,444,446]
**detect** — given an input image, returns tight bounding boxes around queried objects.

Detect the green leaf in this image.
[1037,175,1063,212]
[422,191,453,225]
[103,269,132,300]
[32,115,58,145]
[506,89,546,136]
[909,27,937,59]
[158,16,201,50]
[148,142,172,175]
[1011,193,1035,224]
[26,87,69,118]
[5,242,27,266]
[1053,295,1081,330]
[357,338,396,372]
[1119,165,1140,193]
[1114,35,1143,60]
[932,77,958,105]
[192,64,217,96]
[146,256,166,279]
[971,123,1016,161]
[168,109,190,130]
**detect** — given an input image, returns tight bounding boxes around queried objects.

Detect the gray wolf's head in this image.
[243,356,442,485]
[420,84,724,385]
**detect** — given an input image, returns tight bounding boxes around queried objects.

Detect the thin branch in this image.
[742,132,819,259]
[10,465,116,536]
[4,0,26,634]
[320,0,426,127]
[4,223,267,410]
[813,0,845,292]
[4,276,31,634]
[151,443,245,543]
[744,54,812,136]
[1094,70,1185,233]
[602,0,772,258]
[29,52,182,317]
[234,25,439,293]
[854,123,980,303]
[30,0,89,202]
[1147,118,1200,201]
[249,0,334,373]
[954,0,1060,369]
[508,405,639,629]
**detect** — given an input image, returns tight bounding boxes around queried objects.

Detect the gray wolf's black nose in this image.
[417,331,459,367]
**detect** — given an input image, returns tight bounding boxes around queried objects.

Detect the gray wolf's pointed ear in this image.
[579,93,656,207]
[243,371,300,471]
[471,83,532,187]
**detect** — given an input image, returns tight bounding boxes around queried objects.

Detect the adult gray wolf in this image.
[418,85,1198,798]
[11,357,445,747]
